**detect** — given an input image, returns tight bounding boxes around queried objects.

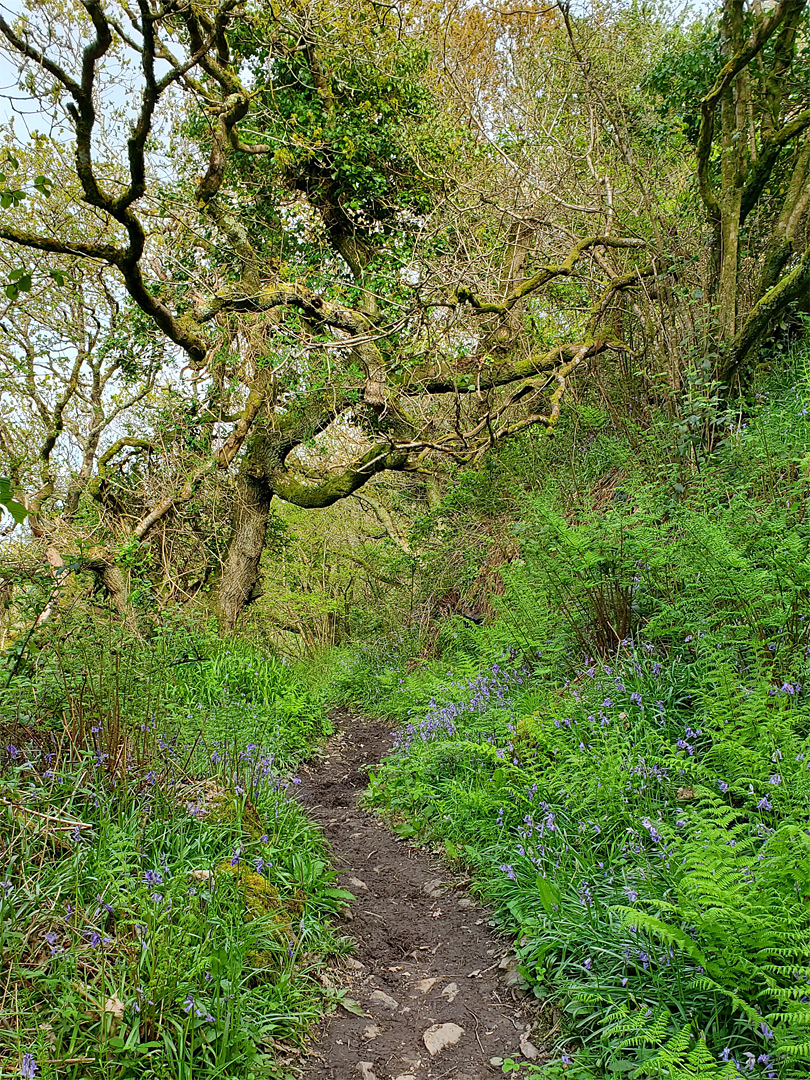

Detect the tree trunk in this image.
[215,470,273,634]
[83,556,139,634]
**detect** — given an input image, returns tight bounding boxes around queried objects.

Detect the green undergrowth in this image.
[0,631,345,1079]
[326,364,810,1079]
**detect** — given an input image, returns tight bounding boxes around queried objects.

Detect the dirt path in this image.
[296,709,544,1080]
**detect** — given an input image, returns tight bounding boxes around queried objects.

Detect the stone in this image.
[357,1064,377,1080]
[348,877,369,891]
[457,897,474,909]
[362,1024,382,1040]
[369,989,399,1010]
[414,977,438,994]
[422,878,447,897]
[520,1030,540,1060]
[441,981,459,1003]
[499,955,530,989]
[423,1022,464,1056]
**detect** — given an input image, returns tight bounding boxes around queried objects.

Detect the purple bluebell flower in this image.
[718,780,729,793]
[759,1022,775,1040]
[768,774,781,786]
[757,796,773,811]
[20,1053,38,1078]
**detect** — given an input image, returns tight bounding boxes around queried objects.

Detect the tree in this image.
[0,0,661,630]
[4,0,801,632]
[650,0,810,379]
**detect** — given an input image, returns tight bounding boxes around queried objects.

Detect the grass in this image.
[358,649,809,1078]
[0,628,347,1079]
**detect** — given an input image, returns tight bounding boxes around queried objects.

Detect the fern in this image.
[603,1005,740,1079]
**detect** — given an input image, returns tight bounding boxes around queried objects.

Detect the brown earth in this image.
[296,709,549,1080]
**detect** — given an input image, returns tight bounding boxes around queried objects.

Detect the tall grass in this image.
[0,626,344,1079]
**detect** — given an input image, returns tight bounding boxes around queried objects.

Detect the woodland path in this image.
[296,709,546,1080]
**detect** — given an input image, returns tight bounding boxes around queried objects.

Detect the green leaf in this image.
[0,478,27,523]
[34,174,53,196]
[534,874,561,916]
[338,996,366,1016]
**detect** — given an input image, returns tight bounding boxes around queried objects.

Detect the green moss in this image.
[215,862,300,955]
[208,789,265,841]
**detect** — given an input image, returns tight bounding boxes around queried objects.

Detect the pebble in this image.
[423,1022,465,1056]
[369,989,399,1010]
[520,1029,540,1060]
[422,878,446,897]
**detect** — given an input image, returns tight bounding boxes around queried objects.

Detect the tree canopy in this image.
[0,0,807,628]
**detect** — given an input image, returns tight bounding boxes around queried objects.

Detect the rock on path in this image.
[296,708,546,1080]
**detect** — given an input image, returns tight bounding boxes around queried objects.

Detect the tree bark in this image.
[215,468,273,634]
[83,556,139,634]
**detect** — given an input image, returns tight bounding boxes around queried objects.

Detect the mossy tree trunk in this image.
[697,0,810,381]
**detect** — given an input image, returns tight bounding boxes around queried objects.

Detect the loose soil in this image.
[296,708,547,1080]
